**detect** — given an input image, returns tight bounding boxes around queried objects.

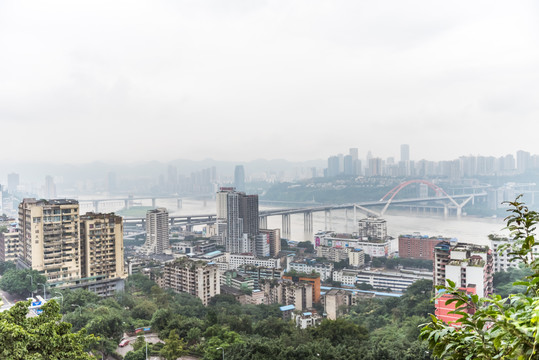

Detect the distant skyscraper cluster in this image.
[163,165,217,194]
[325,146,539,179]
[326,148,362,177]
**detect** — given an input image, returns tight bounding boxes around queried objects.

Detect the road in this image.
[114,333,199,359]
[115,333,163,357]
[0,279,25,312]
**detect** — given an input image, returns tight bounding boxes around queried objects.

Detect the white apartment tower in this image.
[434,240,493,298]
[144,208,169,254]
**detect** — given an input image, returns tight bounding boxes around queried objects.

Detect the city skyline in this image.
[1,1,539,163]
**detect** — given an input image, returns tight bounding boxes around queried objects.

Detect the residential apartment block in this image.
[433,240,493,324]
[142,208,169,254]
[163,257,220,306]
[0,228,20,262]
[19,199,81,283]
[17,198,126,295]
[398,234,449,261]
[80,213,125,280]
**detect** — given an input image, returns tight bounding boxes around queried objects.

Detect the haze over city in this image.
[2,2,539,360]
[2,0,539,163]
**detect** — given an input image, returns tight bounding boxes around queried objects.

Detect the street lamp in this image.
[38,283,47,300]
[216,347,224,360]
[53,292,63,306]
[71,304,82,316]
[26,274,34,298]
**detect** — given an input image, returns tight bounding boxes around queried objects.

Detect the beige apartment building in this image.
[80,213,125,280]
[163,257,220,306]
[18,199,126,295]
[0,228,21,262]
[19,199,81,283]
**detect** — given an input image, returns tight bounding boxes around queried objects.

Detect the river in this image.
[77,197,508,246]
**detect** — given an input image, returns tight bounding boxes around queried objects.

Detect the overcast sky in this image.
[1,0,538,163]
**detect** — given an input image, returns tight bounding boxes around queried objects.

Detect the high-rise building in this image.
[19,199,81,283]
[0,228,20,263]
[225,191,242,253]
[327,156,340,177]
[7,173,19,194]
[260,228,281,257]
[254,233,270,258]
[143,208,169,254]
[17,198,125,295]
[80,213,125,281]
[163,257,220,306]
[217,188,261,254]
[368,158,382,176]
[239,194,259,237]
[234,165,245,192]
[517,150,531,174]
[433,240,493,324]
[358,216,387,241]
[216,187,234,221]
[349,148,358,161]
[400,144,410,162]
[44,176,56,199]
[433,239,493,297]
[343,155,354,175]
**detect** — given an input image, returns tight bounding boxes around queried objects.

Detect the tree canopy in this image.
[0,268,46,297]
[0,299,96,360]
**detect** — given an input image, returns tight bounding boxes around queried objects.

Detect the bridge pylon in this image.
[282,214,291,239]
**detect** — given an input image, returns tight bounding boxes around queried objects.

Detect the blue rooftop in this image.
[203,250,222,258]
[280,305,295,311]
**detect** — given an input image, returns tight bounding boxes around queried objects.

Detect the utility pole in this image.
[26,274,34,299]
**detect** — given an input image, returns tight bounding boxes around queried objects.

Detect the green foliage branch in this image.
[420,196,539,359]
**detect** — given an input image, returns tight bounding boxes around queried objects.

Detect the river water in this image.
[78,197,508,246]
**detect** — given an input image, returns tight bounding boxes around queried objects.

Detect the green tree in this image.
[0,260,15,275]
[421,197,539,359]
[160,329,187,360]
[204,325,243,360]
[0,299,97,359]
[84,305,124,340]
[126,273,158,295]
[132,299,158,320]
[0,268,46,297]
[310,318,368,347]
[132,335,147,351]
[59,288,100,314]
[124,349,146,360]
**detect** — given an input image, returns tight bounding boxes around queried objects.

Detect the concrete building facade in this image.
[80,213,125,281]
[18,199,81,283]
[143,208,169,254]
[163,258,220,306]
[0,228,20,263]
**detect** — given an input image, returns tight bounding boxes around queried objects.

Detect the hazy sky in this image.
[1,1,539,163]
